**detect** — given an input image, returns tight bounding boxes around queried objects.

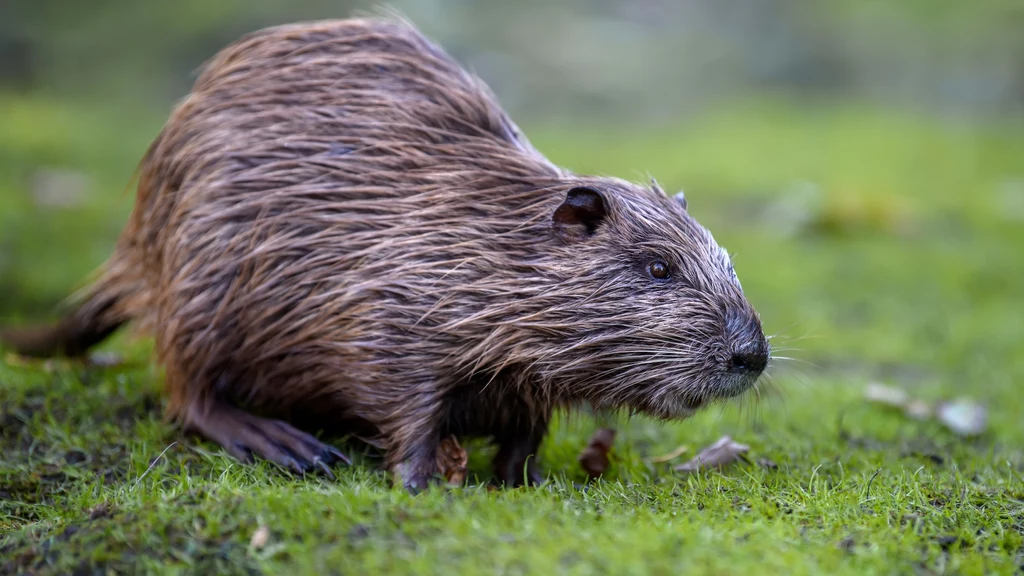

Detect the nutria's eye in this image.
[647,260,670,281]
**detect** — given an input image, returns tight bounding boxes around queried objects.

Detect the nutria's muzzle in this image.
[719,308,770,396]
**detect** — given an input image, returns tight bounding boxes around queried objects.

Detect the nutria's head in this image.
[538,178,769,419]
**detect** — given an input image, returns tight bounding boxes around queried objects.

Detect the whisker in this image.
[770,356,821,370]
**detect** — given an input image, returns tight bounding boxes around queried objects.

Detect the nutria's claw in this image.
[311,455,335,477]
[324,445,352,466]
[281,454,308,475]
[313,457,336,480]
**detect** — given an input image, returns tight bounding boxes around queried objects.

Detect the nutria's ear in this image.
[674,190,688,211]
[553,187,607,238]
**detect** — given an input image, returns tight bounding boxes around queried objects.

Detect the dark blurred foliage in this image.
[2,0,1022,124]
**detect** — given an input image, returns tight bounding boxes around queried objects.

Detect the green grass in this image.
[1,93,1023,574]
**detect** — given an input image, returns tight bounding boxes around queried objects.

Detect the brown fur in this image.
[0,17,769,491]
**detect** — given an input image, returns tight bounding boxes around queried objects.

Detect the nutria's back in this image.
[1,17,769,491]
[118,19,572,412]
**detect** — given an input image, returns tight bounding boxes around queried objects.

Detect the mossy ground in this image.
[1,94,1022,574]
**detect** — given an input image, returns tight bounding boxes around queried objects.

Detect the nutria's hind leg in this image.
[184,402,350,477]
[492,420,548,488]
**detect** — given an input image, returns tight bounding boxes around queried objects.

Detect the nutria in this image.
[0,16,770,491]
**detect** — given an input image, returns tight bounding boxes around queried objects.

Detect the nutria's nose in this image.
[728,342,769,374]
[725,309,769,374]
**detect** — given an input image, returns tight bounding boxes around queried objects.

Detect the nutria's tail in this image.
[0,294,123,359]
[0,263,137,359]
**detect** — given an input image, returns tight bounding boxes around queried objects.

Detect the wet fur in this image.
[0,17,766,489]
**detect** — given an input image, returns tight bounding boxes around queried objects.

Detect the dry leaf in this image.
[88,503,112,520]
[437,435,468,485]
[674,436,750,474]
[865,383,987,437]
[250,525,270,550]
[936,400,987,437]
[578,428,616,479]
[648,444,689,463]
[865,382,934,419]
[904,399,933,421]
[864,382,910,408]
